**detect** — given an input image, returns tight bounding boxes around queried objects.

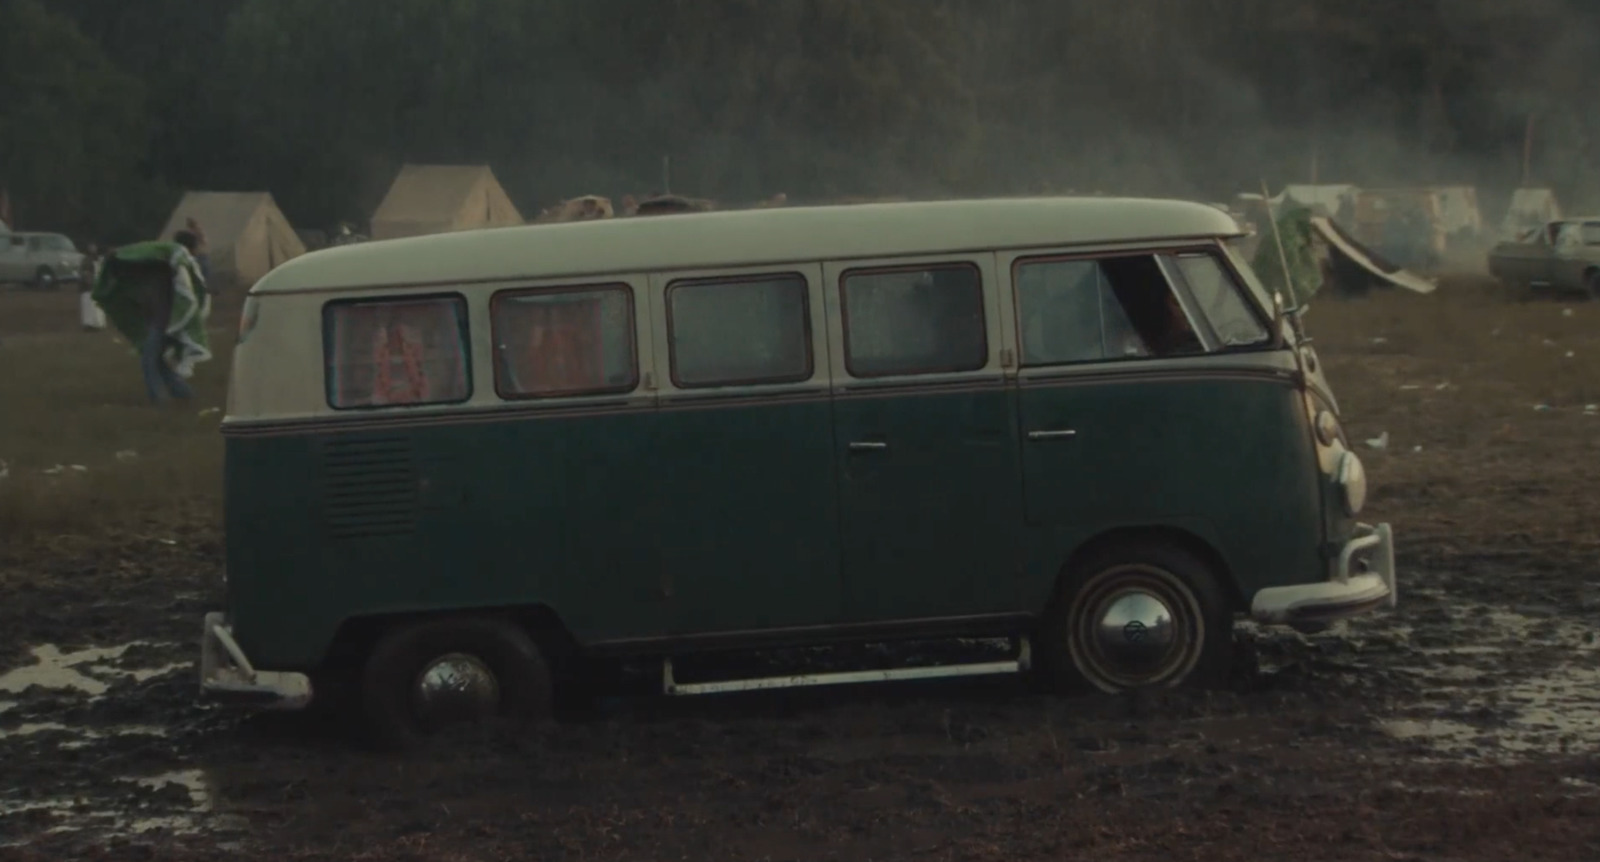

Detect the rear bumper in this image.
[199,611,313,709]
[1250,522,1397,630]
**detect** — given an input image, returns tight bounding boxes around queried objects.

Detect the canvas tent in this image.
[1433,186,1484,239]
[1501,187,1561,240]
[369,164,523,240]
[159,191,306,288]
[1278,184,1358,221]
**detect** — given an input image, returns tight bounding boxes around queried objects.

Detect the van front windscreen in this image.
[1219,242,1276,311]
[1169,253,1272,348]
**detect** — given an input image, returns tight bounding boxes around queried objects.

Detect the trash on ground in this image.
[1365,431,1390,450]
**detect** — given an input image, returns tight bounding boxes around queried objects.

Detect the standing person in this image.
[78,243,106,331]
[91,232,211,403]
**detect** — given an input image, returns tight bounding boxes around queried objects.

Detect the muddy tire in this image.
[33,267,57,291]
[360,617,553,751]
[1034,542,1232,695]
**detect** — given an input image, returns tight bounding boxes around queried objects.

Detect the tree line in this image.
[4,0,1596,244]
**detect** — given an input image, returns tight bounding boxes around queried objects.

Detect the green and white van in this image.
[199,196,1396,749]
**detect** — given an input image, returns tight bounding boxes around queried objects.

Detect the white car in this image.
[0,232,85,290]
[1487,218,1600,297]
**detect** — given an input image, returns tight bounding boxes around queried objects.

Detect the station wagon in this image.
[199,196,1398,749]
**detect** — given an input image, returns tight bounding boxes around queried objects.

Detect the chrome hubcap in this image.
[412,652,500,730]
[1094,590,1178,674]
[1067,565,1204,692]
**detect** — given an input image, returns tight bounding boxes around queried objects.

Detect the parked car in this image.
[0,232,86,290]
[1487,217,1600,297]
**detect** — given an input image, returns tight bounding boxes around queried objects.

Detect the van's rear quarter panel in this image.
[224,407,662,670]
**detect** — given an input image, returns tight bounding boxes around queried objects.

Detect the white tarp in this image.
[1311,215,1437,295]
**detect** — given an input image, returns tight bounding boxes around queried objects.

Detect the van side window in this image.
[1167,253,1269,348]
[323,295,472,409]
[840,264,986,377]
[666,274,811,387]
[1014,255,1204,365]
[492,285,637,398]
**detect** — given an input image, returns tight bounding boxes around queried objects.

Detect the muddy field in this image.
[2,278,1600,860]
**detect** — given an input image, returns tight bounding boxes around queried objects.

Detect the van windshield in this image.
[1170,253,1271,347]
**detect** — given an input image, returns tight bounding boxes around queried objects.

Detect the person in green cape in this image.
[91,231,212,403]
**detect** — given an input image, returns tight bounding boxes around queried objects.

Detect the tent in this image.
[1433,186,1484,238]
[369,164,523,240]
[159,191,306,288]
[1278,184,1358,221]
[1350,188,1447,271]
[1501,187,1562,240]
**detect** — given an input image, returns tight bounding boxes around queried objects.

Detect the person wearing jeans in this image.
[140,315,193,402]
[90,231,212,404]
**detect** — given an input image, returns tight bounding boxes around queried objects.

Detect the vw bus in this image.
[200,197,1396,749]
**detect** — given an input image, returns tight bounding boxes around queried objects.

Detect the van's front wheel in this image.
[360,617,552,751]
[1037,544,1231,694]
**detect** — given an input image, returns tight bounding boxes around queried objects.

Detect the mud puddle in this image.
[0,641,227,847]
[1349,587,1600,763]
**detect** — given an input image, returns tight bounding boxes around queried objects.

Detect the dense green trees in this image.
[3,0,1596,242]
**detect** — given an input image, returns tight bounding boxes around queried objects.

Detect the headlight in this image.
[1314,409,1344,447]
[1336,450,1368,516]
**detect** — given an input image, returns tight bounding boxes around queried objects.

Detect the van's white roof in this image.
[252,196,1243,294]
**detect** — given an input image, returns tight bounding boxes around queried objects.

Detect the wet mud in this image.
[1,547,1599,860]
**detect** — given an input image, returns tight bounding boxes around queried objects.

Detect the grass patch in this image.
[0,287,239,549]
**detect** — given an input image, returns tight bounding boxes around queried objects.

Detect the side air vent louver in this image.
[320,435,418,539]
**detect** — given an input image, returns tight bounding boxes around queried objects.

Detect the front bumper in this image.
[1250,522,1397,630]
[199,612,313,709]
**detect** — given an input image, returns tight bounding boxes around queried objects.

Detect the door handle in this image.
[848,441,888,452]
[1027,429,1077,440]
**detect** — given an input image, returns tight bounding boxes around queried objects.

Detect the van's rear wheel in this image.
[1036,543,1231,694]
[360,617,552,751]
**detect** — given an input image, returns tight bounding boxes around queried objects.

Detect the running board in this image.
[661,637,1031,696]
